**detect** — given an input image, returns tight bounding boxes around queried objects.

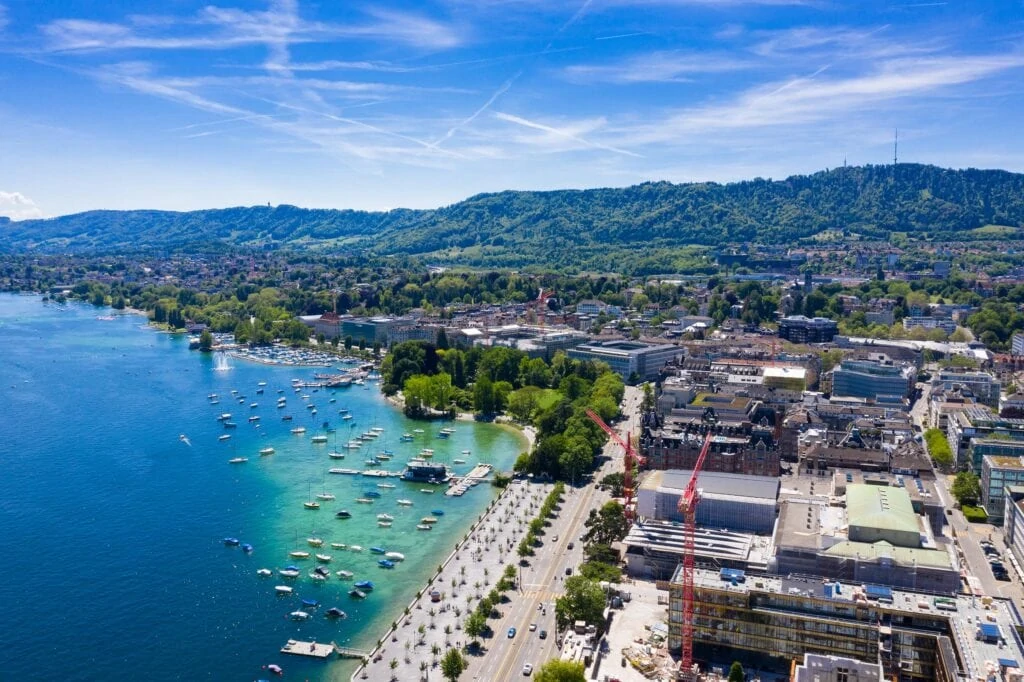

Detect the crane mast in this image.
[585,409,644,523]
[678,431,714,679]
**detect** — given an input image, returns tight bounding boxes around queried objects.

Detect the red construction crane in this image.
[585,409,644,523]
[678,430,715,679]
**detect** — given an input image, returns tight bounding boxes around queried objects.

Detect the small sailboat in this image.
[420,517,439,524]
[315,553,332,563]
[316,492,335,501]
[288,551,310,559]
[355,497,373,504]
[330,542,346,550]
[306,537,324,547]
[376,513,394,522]
[303,500,320,510]
[291,426,307,434]
[328,452,346,459]
[311,435,328,443]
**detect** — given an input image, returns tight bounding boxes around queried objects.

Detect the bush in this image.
[962,505,989,523]
[924,428,953,469]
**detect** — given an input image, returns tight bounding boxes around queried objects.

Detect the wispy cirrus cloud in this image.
[493,111,641,157]
[618,53,1024,143]
[563,51,753,83]
[0,5,9,34]
[39,2,464,54]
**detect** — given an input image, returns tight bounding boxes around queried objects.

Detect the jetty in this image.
[280,640,369,660]
[445,463,493,496]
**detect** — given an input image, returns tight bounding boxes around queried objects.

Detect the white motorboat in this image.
[376,513,394,521]
[315,553,332,563]
[307,537,324,547]
[228,456,248,464]
[397,499,413,506]
[259,447,275,456]
[377,521,392,527]
[336,570,354,579]
[218,434,232,441]
[316,492,335,501]
[330,542,347,550]
[385,552,405,561]
[275,585,293,595]
[311,435,328,443]
[289,551,310,559]
[257,568,272,577]
[291,426,307,434]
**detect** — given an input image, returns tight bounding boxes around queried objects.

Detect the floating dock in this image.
[281,640,336,659]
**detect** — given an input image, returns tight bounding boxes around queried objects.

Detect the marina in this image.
[0,296,528,682]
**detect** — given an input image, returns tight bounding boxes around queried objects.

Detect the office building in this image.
[946,406,1024,474]
[790,654,882,682]
[831,357,915,401]
[568,340,681,382]
[935,370,1000,408]
[982,454,1024,524]
[636,469,778,533]
[779,315,839,343]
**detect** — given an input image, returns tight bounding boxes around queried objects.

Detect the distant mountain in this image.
[4,164,1024,271]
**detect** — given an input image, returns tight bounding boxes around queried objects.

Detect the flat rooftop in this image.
[642,469,779,500]
[625,520,774,568]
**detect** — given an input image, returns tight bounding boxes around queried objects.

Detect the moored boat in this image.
[348,589,366,599]
[289,611,310,621]
[275,585,293,595]
[303,501,320,510]
[311,435,328,443]
[396,499,413,506]
[289,551,310,559]
[219,434,232,441]
[306,537,323,547]
[223,537,240,546]
[228,457,248,464]
[326,607,347,619]
[315,553,332,563]
[376,513,394,522]
[369,546,386,554]
[257,568,273,577]
[378,559,395,569]
[385,552,405,561]
[354,580,374,590]
[416,524,432,531]
[335,510,352,518]
[259,447,275,456]
[290,426,306,434]
[336,569,354,579]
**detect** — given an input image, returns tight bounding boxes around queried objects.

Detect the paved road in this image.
[465,385,645,680]
[909,381,1023,603]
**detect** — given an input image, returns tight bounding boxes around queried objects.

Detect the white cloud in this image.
[563,51,752,83]
[40,2,464,54]
[0,191,44,220]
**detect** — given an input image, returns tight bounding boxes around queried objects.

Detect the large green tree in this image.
[535,659,586,682]
[952,470,982,506]
[440,647,467,682]
[583,501,629,547]
[554,576,606,630]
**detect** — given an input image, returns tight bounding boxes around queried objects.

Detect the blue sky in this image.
[1,0,1023,219]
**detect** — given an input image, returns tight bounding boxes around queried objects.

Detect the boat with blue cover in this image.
[354,580,374,590]
[378,559,395,569]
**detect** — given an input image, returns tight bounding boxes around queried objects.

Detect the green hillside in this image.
[4,164,1024,272]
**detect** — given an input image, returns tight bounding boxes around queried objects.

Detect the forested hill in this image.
[4,164,1024,271]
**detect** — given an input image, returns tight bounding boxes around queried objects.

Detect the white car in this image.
[529,622,537,631]
[523,663,533,676]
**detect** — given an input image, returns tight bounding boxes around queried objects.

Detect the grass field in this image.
[971,224,1018,237]
[535,388,562,411]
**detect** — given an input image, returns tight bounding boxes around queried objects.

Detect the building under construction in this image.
[669,567,1024,682]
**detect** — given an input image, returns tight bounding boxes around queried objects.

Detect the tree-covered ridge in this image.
[5,164,1024,272]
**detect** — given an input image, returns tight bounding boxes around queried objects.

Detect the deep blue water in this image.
[0,295,524,681]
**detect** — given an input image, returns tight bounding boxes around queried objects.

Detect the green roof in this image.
[823,541,952,569]
[846,484,918,537]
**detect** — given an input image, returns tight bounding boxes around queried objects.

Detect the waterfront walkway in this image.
[351,480,551,681]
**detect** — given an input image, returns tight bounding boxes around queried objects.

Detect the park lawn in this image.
[536,388,562,411]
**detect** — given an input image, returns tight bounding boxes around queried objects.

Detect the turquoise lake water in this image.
[0,294,526,681]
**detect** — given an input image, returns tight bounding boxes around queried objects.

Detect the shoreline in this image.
[351,479,549,681]
[385,391,534,453]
